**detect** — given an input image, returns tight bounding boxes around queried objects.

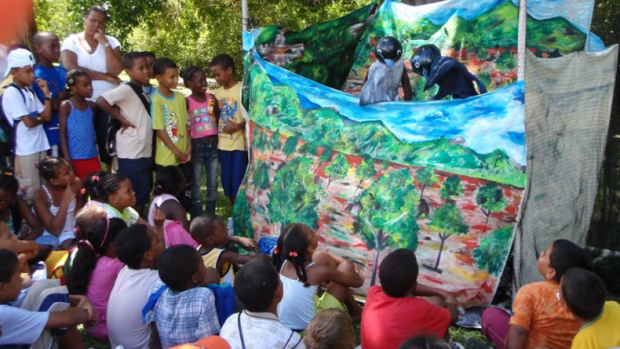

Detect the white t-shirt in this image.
[101,84,153,159]
[220,311,305,349]
[61,33,121,100]
[0,305,49,345]
[2,85,51,156]
[107,266,160,349]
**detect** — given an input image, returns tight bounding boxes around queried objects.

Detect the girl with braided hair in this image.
[274,223,364,331]
[66,216,127,340]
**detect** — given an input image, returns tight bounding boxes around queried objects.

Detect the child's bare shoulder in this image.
[312,250,335,265]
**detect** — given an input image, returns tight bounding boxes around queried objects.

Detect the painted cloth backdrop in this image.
[236,0,600,305]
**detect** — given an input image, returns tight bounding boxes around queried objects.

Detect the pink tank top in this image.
[188,94,218,139]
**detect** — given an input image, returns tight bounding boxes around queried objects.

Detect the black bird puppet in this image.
[359,36,413,106]
[410,44,487,100]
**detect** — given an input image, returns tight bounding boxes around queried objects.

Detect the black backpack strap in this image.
[237,312,247,349]
[125,82,151,116]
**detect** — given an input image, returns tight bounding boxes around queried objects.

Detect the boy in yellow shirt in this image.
[209,54,247,208]
[560,268,620,349]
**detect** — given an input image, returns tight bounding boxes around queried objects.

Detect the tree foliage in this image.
[251,162,271,206]
[440,175,462,202]
[356,155,377,192]
[416,166,438,198]
[428,202,468,272]
[282,135,300,163]
[356,169,420,284]
[473,225,513,275]
[267,157,320,230]
[324,153,350,188]
[476,183,507,231]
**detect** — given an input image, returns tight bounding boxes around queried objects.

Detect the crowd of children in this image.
[0,12,618,349]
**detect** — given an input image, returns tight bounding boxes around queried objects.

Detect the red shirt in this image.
[361,286,451,349]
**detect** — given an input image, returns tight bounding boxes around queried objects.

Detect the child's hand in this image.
[120,120,136,132]
[104,73,121,85]
[152,206,166,229]
[173,150,187,163]
[36,79,50,95]
[63,181,77,202]
[222,122,237,134]
[236,237,258,251]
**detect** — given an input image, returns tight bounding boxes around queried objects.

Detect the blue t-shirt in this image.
[33,64,68,146]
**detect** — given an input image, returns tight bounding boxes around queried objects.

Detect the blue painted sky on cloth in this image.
[255,55,527,165]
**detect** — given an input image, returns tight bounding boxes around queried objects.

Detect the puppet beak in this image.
[385,59,394,68]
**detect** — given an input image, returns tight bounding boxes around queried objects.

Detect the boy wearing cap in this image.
[3,48,52,203]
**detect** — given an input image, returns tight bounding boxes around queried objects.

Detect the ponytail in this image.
[280,223,313,287]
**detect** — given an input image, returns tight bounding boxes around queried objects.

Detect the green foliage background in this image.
[34,0,369,77]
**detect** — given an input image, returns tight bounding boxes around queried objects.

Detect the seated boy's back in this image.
[145,245,220,348]
[107,224,163,349]
[361,249,454,349]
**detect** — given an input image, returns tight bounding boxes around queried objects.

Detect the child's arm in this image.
[221,119,245,134]
[96,96,135,130]
[159,200,189,231]
[219,250,254,266]
[62,50,121,84]
[313,253,364,288]
[45,307,91,329]
[18,197,44,240]
[505,325,528,349]
[20,80,52,128]
[33,183,76,236]
[155,130,187,163]
[227,235,257,251]
[58,100,72,164]
[412,284,457,306]
[149,323,163,349]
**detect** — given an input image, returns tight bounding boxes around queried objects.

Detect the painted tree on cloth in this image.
[356,169,420,285]
[267,157,321,230]
[476,183,507,232]
[251,162,271,207]
[268,129,282,163]
[232,189,254,239]
[282,135,300,163]
[427,203,469,273]
[473,225,514,275]
[253,127,269,160]
[416,166,438,198]
[356,156,377,193]
[314,147,333,177]
[440,176,463,202]
[416,166,438,217]
[324,153,350,189]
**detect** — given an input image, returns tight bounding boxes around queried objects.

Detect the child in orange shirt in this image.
[481,239,592,349]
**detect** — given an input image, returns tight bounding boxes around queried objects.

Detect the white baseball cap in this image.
[4,48,35,77]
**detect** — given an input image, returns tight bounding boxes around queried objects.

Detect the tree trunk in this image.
[433,232,448,272]
[370,230,382,286]
[483,210,490,232]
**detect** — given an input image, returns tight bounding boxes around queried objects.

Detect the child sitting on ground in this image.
[220,256,304,349]
[66,217,127,340]
[32,31,70,157]
[0,174,45,251]
[0,249,97,348]
[190,214,255,284]
[107,222,165,349]
[304,308,355,349]
[145,245,221,348]
[82,171,107,208]
[361,249,457,349]
[33,157,83,250]
[59,69,101,180]
[560,268,620,349]
[274,223,363,331]
[481,239,592,349]
[97,173,144,226]
[147,166,196,247]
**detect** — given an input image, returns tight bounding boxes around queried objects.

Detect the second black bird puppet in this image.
[359,36,413,106]
[410,44,487,100]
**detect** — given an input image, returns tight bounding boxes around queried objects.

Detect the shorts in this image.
[117,157,153,206]
[316,291,347,313]
[14,151,48,205]
[72,157,102,181]
[219,150,248,197]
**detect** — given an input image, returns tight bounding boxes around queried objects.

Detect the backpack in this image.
[0,83,27,158]
[142,283,236,326]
